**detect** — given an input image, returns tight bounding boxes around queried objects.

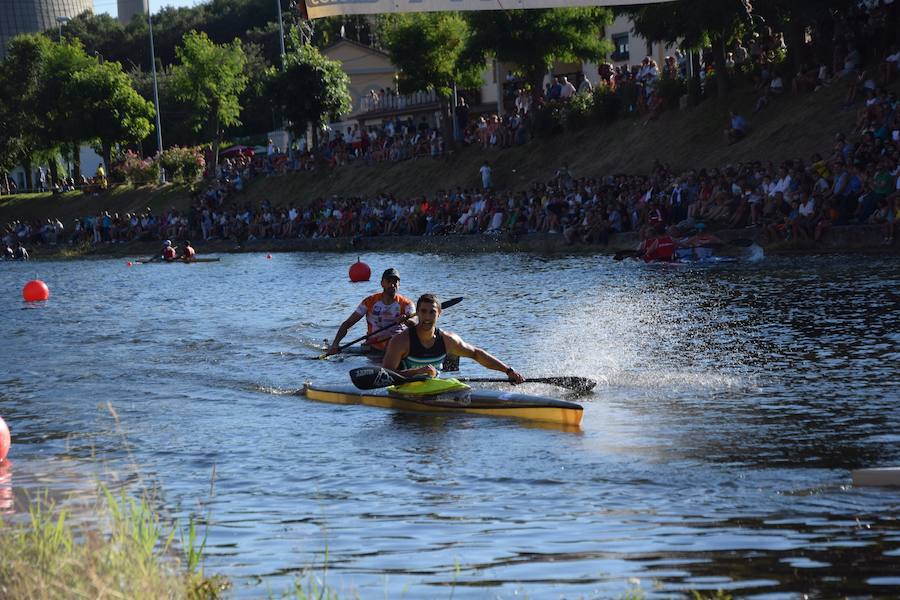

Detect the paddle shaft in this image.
[322,296,463,358]
[351,369,596,393]
[458,376,596,392]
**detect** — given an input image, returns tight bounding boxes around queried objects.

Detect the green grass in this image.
[0,486,229,599]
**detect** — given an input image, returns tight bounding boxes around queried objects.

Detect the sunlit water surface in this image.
[1,252,898,599]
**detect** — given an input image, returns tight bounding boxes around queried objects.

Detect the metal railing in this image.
[358,90,438,114]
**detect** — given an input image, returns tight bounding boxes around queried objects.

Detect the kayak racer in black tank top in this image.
[383,293,526,383]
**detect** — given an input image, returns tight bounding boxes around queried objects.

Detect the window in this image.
[612,34,629,61]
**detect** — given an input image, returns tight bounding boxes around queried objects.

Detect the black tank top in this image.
[401,328,447,371]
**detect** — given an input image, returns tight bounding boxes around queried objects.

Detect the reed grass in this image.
[0,487,228,600]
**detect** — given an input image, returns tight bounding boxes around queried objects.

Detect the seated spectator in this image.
[792,63,819,94]
[880,45,900,86]
[725,111,748,144]
[815,63,831,89]
[839,44,862,77]
[845,70,876,106]
[754,73,784,112]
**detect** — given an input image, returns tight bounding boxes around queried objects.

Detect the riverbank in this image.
[17,223,897,260]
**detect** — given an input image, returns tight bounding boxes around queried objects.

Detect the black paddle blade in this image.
[613,250,640,261]
[441,296,463,309]
[541,377,596,393]
[726,238,755,247]
[350,367,404,389]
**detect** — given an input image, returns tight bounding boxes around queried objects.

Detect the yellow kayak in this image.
[302,383,583,427]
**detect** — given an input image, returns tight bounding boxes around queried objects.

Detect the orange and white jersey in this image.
[355,293,414,349]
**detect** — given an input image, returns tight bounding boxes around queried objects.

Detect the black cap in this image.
[381,268,400,280]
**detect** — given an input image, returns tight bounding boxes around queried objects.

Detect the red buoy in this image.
[0,416,9,462]
[126,261,133,267]
[349,258,371,282]
[22,280,49,302]
[266,254,272,260]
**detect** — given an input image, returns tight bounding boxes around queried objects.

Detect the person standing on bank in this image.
[326,268,414,356]
[383,293,525,383]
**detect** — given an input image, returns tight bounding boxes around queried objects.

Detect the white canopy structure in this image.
[304,0,673,20]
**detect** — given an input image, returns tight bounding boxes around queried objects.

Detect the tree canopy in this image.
[169,31,248,163]
[465,8,612,96]
[380,13,482,98]
[267,38,351,137]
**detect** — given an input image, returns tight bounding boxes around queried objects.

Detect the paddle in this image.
[318,296,463,359]
[350,367,428,389]
[613,249,641,261]
[613,238,754,261]
[457,376,596,393]
[131,255,160,265]
[350,368,597,393]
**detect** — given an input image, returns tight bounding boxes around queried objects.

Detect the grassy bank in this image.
[0,487,227,599]
[238,79,858,204]
[1,79,862,231]
[0,184,195,231]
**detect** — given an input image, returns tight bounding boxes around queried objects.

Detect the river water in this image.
[1,252,898,599]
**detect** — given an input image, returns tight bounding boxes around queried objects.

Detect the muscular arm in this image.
[443,331,525,384]
[327,311,364,354]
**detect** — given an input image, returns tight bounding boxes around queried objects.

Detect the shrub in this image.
[115,150,160,186]
[158,146,206,183]
[563,91,595,129]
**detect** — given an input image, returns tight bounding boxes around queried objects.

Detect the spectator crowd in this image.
[3,1,898,253]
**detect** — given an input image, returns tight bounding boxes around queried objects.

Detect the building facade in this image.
[116,0,147,26]
[0,0,93,58]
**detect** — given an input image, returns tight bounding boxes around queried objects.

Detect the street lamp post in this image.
[276,0,286,70]
[148,11,165,182]
[55,16,70,41]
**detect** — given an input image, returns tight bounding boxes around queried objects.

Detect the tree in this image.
[380,13,483,145]
[751,0,855,76]
[71,60,156,173]
[236,41,280,138]
[624,0,750,97]
[58,12,130,66]
[37,40,99,183]
[0,34,55,189]
[465,8,613,101]
[267,39,351,145]
[169,31,248,168]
